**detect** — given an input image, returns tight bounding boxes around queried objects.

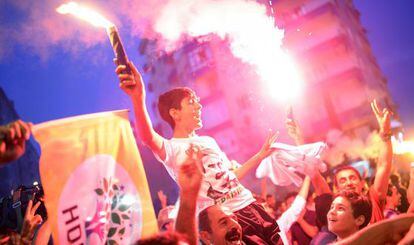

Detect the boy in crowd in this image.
[116,62,280,244]
[287,100,393,244]
[327,190,372,242]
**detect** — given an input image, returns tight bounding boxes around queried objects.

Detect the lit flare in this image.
[56,1,113,28]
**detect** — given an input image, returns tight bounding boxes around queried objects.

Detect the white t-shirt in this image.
[155,135,255,213]
[277,196,306,245]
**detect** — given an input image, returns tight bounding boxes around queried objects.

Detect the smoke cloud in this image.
[1,1,289,75]
[323,129,382,167]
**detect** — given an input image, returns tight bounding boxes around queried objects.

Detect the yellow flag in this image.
[34,110,158,244]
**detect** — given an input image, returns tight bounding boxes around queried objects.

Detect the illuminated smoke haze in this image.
[1,0,302,101]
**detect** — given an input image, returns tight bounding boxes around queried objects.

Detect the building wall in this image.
[269,0,396,140]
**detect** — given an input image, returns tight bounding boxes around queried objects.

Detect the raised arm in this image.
[311,171,332,195]
[175,145,203,245]
[296,177,318,237]
[116,62,166,160]
[286,118,305,146]
[371,100,393,198]
[286,118,331,195]
[277,176,311,233]
[407,164,414,204]
[234,132,278,180]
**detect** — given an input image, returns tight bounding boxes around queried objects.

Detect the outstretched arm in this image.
[277,176,311,233]
[116,62,166,160]
[286,118,305,146]
[296,177,318,237]
[371,100,393,198]
[286,118,331,195]
[234,132,278,180]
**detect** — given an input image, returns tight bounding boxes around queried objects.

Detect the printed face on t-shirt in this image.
[200,146,241,200]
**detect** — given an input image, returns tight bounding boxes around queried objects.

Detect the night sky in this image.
[1,1,414,135]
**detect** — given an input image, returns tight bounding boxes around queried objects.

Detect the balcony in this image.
[283,11,345,52]
[305,53,360,84]
[274,0,336,28]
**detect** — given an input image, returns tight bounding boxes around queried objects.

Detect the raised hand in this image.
[20,199,43,244]
[115,61,144,98]
[0,120,33,164]
[286,118,304,145]
[370,99,391,135]
[178,144,203,197]
[258,131,279,159]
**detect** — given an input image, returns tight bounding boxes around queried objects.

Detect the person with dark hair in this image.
[198,205,243,245]
[389,173,409,213]
[327,190,372,242]
[287,100,393,244]
[384,183,401,219]
[0,120,32,165]
[116,61,280,244]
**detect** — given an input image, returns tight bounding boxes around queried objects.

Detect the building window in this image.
[188,45,213,73]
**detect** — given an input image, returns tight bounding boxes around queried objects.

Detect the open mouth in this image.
[193,110,202,119]
[328,217,337,224]
[226,229,242,244]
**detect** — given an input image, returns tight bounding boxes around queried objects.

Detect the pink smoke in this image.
[323,129,382,167]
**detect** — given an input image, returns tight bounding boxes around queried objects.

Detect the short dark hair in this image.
[158,87,194,129]
[335,190,372,229]
[333,166,362,187]
[390,174,400,186]
[136,231,186,245]
[198,206,212,233]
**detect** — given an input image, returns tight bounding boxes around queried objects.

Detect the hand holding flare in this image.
[57,2,131,74]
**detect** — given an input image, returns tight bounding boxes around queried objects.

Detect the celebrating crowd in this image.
[116,61,414,244]
[1,59,414,244]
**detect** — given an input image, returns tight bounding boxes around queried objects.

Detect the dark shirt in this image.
[310,226,336,245]
[290,210,317,245]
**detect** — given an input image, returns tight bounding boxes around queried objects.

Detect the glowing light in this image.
[56,2,113,28]
[392,137,414,155]
[154,0,303,104]
[33,181,39,186]
[260,51,304,102]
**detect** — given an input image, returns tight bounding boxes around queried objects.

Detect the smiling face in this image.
[335,169,364,194]
[170,93,203,132]
[387,185,402,207]
[327,196,361,239]
[200,205,243,245]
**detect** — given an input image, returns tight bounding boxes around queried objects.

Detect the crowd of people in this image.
[0,59,414,244]
[116,61,414,244]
